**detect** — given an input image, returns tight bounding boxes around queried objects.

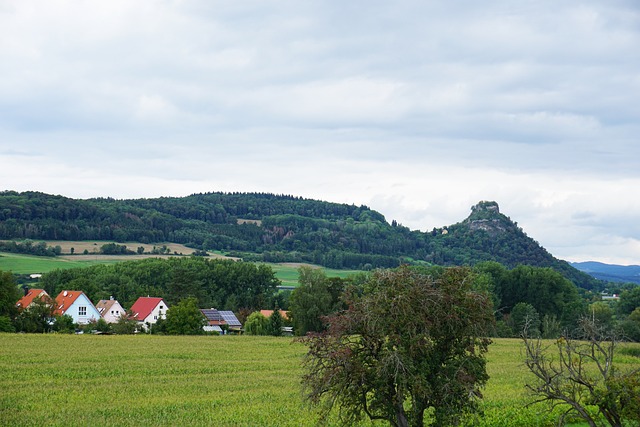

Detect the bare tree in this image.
[522,317,640,427]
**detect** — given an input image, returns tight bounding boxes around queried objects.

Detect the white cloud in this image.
[1,0,639,264]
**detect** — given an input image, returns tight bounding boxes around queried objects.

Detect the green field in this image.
[2,335,638,426]
[0,251,361,286]
[267,263,363,287]
[0,252,115,274]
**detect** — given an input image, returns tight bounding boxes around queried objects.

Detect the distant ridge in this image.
[0,191,601,289]
[571,261,640,284]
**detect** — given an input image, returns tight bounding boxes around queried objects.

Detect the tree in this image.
[289,267,345,336]
[300,266,495,427]
[617,286,640,316]
[0,270,21,321]
[509,302,540,337]
[52,314,75,333]
[111,310,138,334]
[163,298,206,335]
[14,296,55,333]
[269,308,283,336]
[244,312,269,335]
[523,317,640,427]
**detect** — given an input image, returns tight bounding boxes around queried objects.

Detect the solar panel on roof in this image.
[200,309,223,321]
[219,311,242,326]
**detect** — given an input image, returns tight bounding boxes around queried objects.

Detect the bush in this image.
[0,315,15,332]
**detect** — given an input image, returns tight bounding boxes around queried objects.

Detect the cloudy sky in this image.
[1,1,639,265]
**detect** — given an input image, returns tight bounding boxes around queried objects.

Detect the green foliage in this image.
[111,311,138,334]
[288,267,346,336]
[478,263,585,330]
[0,191,601,287]
[618,286,640,316]
[0,270,21,320]
[14,296,55,333]
[300,266,495,427]
[269,308,283,336]
[163,298,206,335]
[100,243,134,255]
[509,303,540,337]
[38,257,280,311]
[0,240,59,257]
[244,312,270,335]
[52,314,75,333]
[0,315,15,332]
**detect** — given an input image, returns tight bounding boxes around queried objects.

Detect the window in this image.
[79,306,87,316]
[159,305,164,310]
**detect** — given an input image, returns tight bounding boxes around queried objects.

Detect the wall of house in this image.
[143,300,168,325]
[67,295,101,325]
[102,302,125,323]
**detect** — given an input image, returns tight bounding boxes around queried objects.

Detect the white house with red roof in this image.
[95,298,126,323]
[54,290,101,324]
[16,288,51,310]
[130,297,168,328]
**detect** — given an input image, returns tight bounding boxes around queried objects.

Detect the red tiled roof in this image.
[16,289,50,309]
[130,297,165,321]
[54,290,85,316]
[260,309,289,321]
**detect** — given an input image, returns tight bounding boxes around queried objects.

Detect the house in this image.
[219,310,242,333]
[200,309,243,334]
[201,308,226,333]
[95,297,126,323]
[130,297,168,328]
[16,288,51,310]
[260,309,289,321]
[54,290,101,324]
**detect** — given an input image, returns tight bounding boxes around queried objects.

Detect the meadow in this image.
[2,335,638,426]
[0,248,360,286]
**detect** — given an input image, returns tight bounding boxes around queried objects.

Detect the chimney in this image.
[22,285,29,296]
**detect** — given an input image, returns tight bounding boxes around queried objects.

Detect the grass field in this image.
[0,249,362,286]
[2,335,638,426]
[0,252,117,274]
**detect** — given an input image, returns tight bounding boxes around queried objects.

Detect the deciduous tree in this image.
[300,266,494,427]
[163,297,206,335]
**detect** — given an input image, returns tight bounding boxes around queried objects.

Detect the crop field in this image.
[2,335,638,427]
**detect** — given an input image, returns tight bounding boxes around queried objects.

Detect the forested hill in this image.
[0,191,600,289]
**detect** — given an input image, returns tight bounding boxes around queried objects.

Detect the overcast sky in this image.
[1,1,639,265]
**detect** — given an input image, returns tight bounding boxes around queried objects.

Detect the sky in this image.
[1,1,639,265]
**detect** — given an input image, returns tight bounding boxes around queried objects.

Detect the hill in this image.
[0,191,601,289]
[571,261,640,284]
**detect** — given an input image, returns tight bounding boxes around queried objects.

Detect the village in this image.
[15,287,290,335]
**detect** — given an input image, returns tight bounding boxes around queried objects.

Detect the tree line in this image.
[0,191,600,288]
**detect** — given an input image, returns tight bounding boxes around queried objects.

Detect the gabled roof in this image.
[16,289,50,309]
[95,299,118,315]
[54,290,86,316]
[130,297,165,321]
[219,310,242,327]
